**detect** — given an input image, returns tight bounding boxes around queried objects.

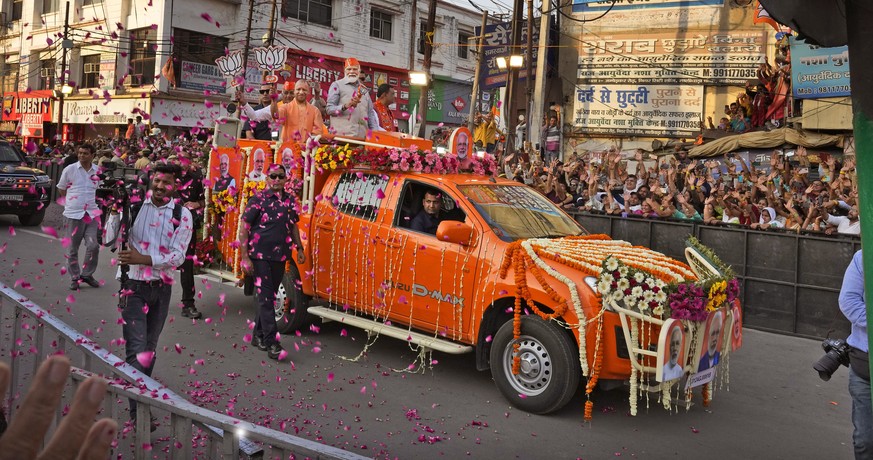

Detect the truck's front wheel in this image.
[490,316,580,414]
[275,263,311,334]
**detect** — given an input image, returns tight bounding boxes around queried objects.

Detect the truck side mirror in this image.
[436,220,475,246]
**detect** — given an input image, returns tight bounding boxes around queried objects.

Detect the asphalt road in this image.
[0,205,857,459]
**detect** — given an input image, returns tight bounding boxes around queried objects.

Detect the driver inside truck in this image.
[410,189,444,235]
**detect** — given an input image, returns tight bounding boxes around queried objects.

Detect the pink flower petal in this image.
[136,351,155,368]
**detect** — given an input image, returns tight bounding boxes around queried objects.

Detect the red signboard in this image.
[2,90,54,122]
[283,50,411,120]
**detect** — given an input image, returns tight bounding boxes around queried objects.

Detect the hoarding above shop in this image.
[63,98,149,125]
[789,36,851,99]
[577,30,767,86]
[573,84,703,137]
[2,91,54,122]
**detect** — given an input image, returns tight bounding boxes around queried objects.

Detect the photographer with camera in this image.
[837,250,872,458]
[56,143,102,291]
[170,152,206,319]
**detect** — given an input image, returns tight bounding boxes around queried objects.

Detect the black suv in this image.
[0,140,51,226]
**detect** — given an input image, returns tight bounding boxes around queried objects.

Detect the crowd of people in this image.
[502,144,859,236]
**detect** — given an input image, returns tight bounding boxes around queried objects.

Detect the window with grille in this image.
[281,0,332,28]
[2,61,18,93]
[81,55,100,88]
[38,59,55,90]
[172,29,230,90]
[11,0,23,21]
[417,22,426,54]
[458,32,471,59]
[128,28,156,86]
[370,10,392,41]
[42,0,58,14]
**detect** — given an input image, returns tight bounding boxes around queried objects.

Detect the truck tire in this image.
[275,263,311,334]
[18,209,45,227]
[490,315,580,414]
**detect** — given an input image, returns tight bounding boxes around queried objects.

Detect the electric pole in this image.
[56,1,70,142]
[524,0,534,145]
[529,0,550,152]
[504,0,523,154]
[468,10,489,132]
[416,0,437,138]
[409,0,418,71]
[267,0,278,46]
[237,0,255,119]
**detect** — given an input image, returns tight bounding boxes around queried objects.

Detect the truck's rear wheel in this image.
[490,315,580,414]
[18,209,45,226]
[275,263,311,334]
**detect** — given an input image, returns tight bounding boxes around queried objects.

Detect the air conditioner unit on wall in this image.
[40,68,54,78]
[123,74,141,86]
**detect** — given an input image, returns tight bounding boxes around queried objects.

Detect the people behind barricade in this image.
[498,144,859,237]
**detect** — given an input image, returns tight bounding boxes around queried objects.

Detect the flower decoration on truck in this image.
[312,142,499,176]
[501,234,744,419]
[313,143,362,172]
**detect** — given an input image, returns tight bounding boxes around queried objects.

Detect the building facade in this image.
[0,0,482,141]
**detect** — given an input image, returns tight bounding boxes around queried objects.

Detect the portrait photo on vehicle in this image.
[209,146,244,194]
[730,304,743,351]
[656,318,688,383]
[696,308,726,373]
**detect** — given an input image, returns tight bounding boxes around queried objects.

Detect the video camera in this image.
[95,162,135,209]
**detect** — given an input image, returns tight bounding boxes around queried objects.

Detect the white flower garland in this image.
[629,318,639,416]
[520,240,590,376]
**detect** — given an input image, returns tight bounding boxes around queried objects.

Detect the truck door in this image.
[313,172,391,308]
[382,180,480,341]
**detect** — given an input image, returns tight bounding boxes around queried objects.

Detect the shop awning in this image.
[687,127,848,158]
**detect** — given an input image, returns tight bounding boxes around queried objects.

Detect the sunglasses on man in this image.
[259,89,271,94]
[269,173,286,179]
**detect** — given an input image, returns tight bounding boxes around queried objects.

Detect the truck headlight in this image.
[583,276,613,311]
[35,175,51,184]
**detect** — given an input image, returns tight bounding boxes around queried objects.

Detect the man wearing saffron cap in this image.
[277,81,295,109]
[325,57,382,138]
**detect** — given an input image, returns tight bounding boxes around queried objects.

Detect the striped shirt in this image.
[104,199,193,281]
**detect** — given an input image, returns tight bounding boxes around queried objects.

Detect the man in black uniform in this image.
[410,189,444,234]
[241,84,275,141]
[171,152,206,319]
[239,165,305,360]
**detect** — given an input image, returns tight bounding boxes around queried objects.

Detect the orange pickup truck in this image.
[206,134,741,416]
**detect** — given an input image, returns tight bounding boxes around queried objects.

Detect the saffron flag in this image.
[754,1,782,32]
[161,58,177,88]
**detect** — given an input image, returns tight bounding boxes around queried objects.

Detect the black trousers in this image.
[180,229,198,308]
[252,259,285,346]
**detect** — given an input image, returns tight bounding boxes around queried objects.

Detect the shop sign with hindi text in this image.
[573,84,703,137]
[577,30,766,86]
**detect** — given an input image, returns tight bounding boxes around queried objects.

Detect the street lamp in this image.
[496,54,524,70]
[409,71,428,86]
[60,84,73,95]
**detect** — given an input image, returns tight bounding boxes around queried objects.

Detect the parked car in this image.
[0,139,52,226]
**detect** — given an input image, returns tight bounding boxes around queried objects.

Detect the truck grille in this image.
[0,176,35,190]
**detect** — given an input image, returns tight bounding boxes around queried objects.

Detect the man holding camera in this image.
[839,250,872,458]
[103,163,193,426]
[57,143,102,291]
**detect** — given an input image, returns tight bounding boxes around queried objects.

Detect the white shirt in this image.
[104,199,193,281]
[662,362,684,381]
[826,214,861,235]
[56,162,100,219]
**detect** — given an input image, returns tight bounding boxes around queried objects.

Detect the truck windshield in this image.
[0,144,22,163]
[457,184,585,241]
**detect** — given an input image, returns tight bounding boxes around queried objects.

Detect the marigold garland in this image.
[583,307,604,421]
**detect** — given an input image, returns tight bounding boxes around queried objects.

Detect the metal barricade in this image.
[572,212,857,339]
[0,283,366,460]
